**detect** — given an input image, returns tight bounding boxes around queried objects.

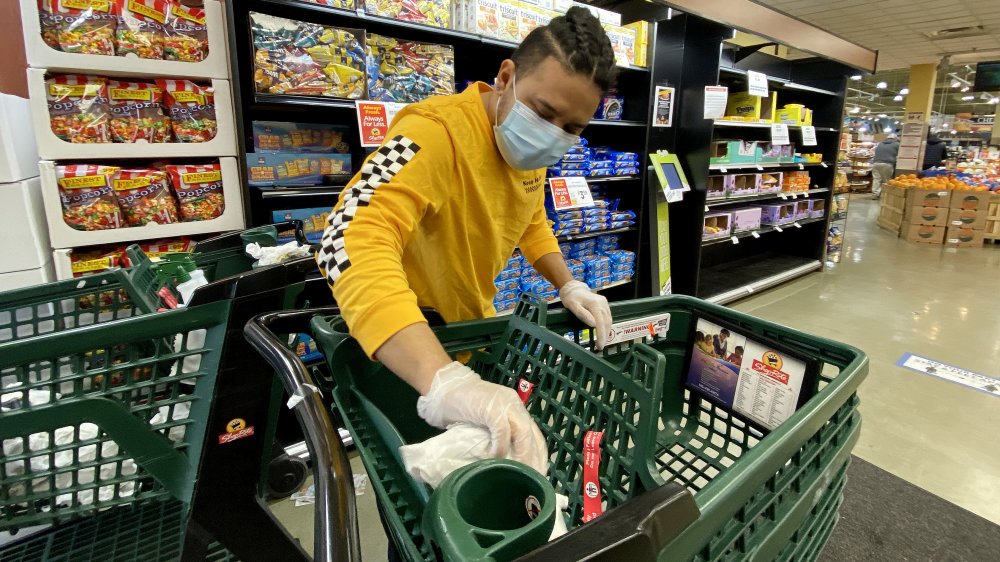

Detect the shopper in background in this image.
[317,7,616,483]
[922,131,947,170]
[871,134,899,199]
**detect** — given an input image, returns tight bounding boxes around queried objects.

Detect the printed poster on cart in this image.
[686,318,807,430]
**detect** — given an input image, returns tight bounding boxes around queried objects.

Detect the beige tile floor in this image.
[270,195,1000,556]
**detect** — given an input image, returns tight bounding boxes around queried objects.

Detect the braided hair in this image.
[511,6,618,92]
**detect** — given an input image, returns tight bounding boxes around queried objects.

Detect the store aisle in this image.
[732,196,1000,525]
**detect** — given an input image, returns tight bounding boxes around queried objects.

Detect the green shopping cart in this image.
[245,293,868,561]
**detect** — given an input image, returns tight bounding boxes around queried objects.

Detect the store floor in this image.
[270,196,1000,555]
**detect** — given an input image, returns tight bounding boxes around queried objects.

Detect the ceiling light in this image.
[961,86,970,92]
[962,95,974,100]
[878,114,887,118]
[876,81,887,89]
[850,106,861,113]
[899,88,909,95]
[990,97,1000,104]
[859,126,867,132]
[951,130,958,135]
[885,128,894,133]
[951,80,961,88]
[893,94,904,101]
[851,75,862,80]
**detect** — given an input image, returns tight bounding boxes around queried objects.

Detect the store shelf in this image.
[28,70,238,160]
[19,0,229,80]
[830,212,848,221]
[257,186,346,200]
[583,175,642,184]
[589,120,647,127]
[699,254,822,304]
[708,162,834,171]
[713,121,838,132]
[702,216,827,247]
[251,94,359,111]
[557,226,635,242]
[496,278,634,316]
[706,188,829,208]
[719,67,840,96]
[39,158,246,249]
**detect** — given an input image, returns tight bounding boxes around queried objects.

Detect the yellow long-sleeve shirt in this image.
[317,82,561,357]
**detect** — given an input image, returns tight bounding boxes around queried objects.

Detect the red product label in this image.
[582,430,604,523]
[751,359,790,384]
[516,378,535,405]
[218,426,255,444]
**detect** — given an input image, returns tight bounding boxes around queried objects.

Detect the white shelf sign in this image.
[704,86,729,119]
[770,123,791,145]
[549,177,594,211]
[747,71,769,97]
[801,126,817,146]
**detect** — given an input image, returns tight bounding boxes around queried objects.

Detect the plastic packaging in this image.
[115,0,169,59]
[366,33,455,103]
[52,0,117,55]
[245,240,311,266]
[157,79,217,143]
[56,163,123,230]
[46,74,111,143]
[112,167,178,226]
[164,2,208,62]
[166,162,225,221]
[107,80,172,143]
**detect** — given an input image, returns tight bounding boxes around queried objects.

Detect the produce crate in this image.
[270,294,867,561]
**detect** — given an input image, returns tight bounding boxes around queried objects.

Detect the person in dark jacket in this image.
[922,133,947,170]
[871,135,899,199]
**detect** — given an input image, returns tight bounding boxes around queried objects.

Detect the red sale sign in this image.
[356,101,406,147]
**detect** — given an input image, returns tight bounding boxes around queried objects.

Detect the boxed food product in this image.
[363,0,450,28]
[247,153,352,187]
[782,170,810,191]
[496,2,520,42]
[271,207,330,243]
[727,174,760,197]
[115,0,169,59]
[250,12,366,99]
[107,80,172,143]
[702,212,732,240]
[624,20,648,67]
[776,104,810,126]
[166,162,225,221]
[950,191,990,211]
[494,298,517,313]
[56,163,123,230]
[758,202,795,225]
[49,0,118,55]
[252,121,350,153]
[724,92,776,122]
[809,199,826,219]
[730,207,762,232]
[794,200,810,220]
[165,2,209,62]
[157,79,216,142]
[709,140,758,165]
[905,187,950,208]
[495,277,519,292]
[472,0,500,38]
[595,95,624,120]
[602,25,636,67]
[902,205,948,227]
[706,176,726,200]
[947,208,987,229]
[944,226,984,247]
[112,167,178,226]
[758,172,783,194]
[366,33,455,103]
[899,223,944,244]
[46,74,111,143]
[70,245,127,277]
[759,142,795,163]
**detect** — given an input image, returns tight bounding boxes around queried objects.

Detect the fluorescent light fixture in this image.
[893,94,904,101]
[961,86,970,92]
[951,80,961,88]
[951,130,958,135]
[876,81,887,89]
[885,128,894,133]
[899,88,909,95]
[990,97,1000,104]
[878,114,887,118]
[850,106,861,113]
[859,126,867,132]
[962,95,974,100]
[851,75,862,80]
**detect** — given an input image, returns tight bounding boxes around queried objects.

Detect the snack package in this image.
[300,0,355,7]
[53,0,117,55]
[164,2,208,62]
[70,245,127,277]
[107,80,172,143]
[366,33,455,103]
[115,0,169,59]
[250,12,367,99]
[112,167,178,225]
[363,0,450,28]
[167,162,225,221]
[38,1,61,49]
[46,74,111,143]
[157,79,217,142]
[56,164,123,231]
[251,121,350,153]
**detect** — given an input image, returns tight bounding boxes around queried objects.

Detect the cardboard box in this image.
[0,178,50,273]
[949,191,991,211]
[710,140,758,165]
[0,94,39,183]
[905,187,950,208]
[794,200,811,220]
[706,176,726,200]
[703,212,732,240]
[775,104,810,126]
[726,174,760,197]
[759,143,795,163]
[758,172,783,194]
[730,207,762,232]
[903,205,949,227]
[881,184,907,212]
[624,21,649,67]
[758,202,796,225]
[877,206,904,234]
[809,199,826,218]
[900,223,945,244]
[0,260,54,291]
[725,92,777,122]
[473,0,501,37]
[944,226,984,247]
[946,208,987,229]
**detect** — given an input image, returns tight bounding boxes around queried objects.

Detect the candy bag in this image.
[46,74,111,143]
[115,0,168,59]
[107,80,172,142]
[164,2,208,62]
[167,163,225,221]
[54,0,116,55]
[57,164,123,231]
[112,167,178,226]
[157,79,216,142]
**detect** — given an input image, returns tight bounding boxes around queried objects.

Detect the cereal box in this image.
[518,2,538,41]
[474,0,500,38]
[497,2,520,42]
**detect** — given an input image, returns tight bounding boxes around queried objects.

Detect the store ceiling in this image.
[753,0,1000,71]
[846,65,999,117]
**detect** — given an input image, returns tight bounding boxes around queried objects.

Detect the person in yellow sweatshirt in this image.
[317,7,617,476]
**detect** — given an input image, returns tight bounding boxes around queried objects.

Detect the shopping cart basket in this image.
[245,294,867,561]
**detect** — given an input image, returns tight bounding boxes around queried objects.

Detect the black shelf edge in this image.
[702,257,823,304]
[589,120,647,127]
[713,121,838,132]
[718,67,840,96]
[701,216,828,247]
[557,226,636,242]
[496,278,635,315]
[252,94,357,110]
[257,186,345,199]
[708,162,836,171]
[706,188,830,208]
[547,175,643,184]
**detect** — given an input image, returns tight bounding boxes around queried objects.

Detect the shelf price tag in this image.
[756,165,764,171]
[821,162,829,168]
[747,70,769,97]
[770,123,791,145]
[731,236,739,245]
[793,222,802,228]
[775,226,783,232]
[549,177,594,211]
[751,231,761,239]
[791,193,798,199]
[779,194,787,200]
[804,192,810,198]
[719,166,728,173]
[801,125,818,146]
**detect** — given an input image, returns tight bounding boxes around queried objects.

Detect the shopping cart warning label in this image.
[605,313,671,346]
[896,353,1000,398]
[219,417,255,444]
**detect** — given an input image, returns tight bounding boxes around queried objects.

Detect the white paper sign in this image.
[704,86,729,119]
[800,126,817,146]
[771,123,790,145]
[548,177,594,211]
[747,71,769,97]
[653,86,675,127]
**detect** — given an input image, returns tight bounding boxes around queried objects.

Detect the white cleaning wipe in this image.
[399,423,498,488]
[245,241,311,266]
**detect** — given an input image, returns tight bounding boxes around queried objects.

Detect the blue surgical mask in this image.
[493,75,580,171]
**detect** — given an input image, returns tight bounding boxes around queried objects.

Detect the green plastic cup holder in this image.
[423,459,556,561]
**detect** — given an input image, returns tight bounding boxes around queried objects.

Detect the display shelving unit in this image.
[225,0,655,302]
[847,140,875,193]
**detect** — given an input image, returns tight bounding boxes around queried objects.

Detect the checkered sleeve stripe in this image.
[318,135,422,285]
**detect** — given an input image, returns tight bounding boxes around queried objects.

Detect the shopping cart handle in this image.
[513,482,700,561]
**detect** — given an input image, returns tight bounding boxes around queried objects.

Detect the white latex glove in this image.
[416,362,549,475]
[559,280,612,350]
